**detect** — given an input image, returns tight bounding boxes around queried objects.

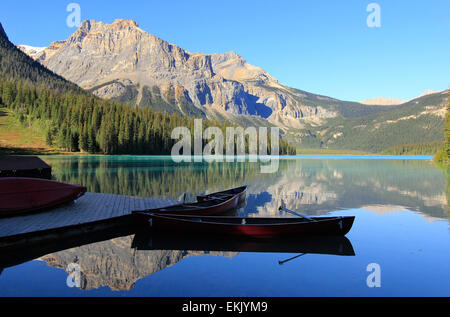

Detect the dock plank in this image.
[86,192,102,222]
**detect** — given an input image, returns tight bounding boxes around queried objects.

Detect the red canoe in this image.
[0,178,87,217]
[133,186,247,217]
[132,213,355,238]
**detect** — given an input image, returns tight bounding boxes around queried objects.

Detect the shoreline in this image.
[0,147,435,160]
[30,154,435,160]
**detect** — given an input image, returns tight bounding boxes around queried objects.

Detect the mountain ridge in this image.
[0,23,6,39]
[285,89,448,152]
[360,97,405,106]
[360,89,444,106]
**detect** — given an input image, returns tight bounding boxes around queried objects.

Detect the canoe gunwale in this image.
[136,213,354,227]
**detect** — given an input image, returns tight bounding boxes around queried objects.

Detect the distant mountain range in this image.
[8,19,449,152]
[360,97,405,106]
[360,90,440,106]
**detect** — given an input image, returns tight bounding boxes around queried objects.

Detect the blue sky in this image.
[1,0,449,101]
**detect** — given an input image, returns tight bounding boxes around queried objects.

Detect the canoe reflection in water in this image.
[131,230,356,257]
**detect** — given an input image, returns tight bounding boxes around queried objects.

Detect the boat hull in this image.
[132,213,355,238]
[0,178,87,217]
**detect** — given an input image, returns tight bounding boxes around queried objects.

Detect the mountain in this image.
[419,89,440,98]
[0,22,81,93]
[24,19,403,130]
[15,19,449,153]
[287,89,449,153]
[0,22,296,156]
[0,23,6,39]
[360,90,444,106]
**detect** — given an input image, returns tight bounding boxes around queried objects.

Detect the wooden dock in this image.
[0,192,178,249]
[0,155,52,179]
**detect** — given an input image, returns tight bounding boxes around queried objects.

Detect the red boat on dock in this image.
[0,178,87,217]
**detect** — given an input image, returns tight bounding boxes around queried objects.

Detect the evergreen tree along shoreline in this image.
[0,78,296,155]
[382,141,444,156]
[434,98,450,163]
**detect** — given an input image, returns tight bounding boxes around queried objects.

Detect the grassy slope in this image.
[0,107,69,155]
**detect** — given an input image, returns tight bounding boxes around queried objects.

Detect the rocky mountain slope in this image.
[24,19,400,130]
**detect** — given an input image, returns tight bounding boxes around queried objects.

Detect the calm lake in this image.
[0,155,449,297]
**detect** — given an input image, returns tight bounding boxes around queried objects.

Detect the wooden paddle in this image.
[278,253,307,265]
[279,200,316,222]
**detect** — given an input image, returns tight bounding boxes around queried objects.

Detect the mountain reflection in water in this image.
[43,156,448,220]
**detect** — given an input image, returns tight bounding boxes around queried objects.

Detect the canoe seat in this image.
[207,195,223,200]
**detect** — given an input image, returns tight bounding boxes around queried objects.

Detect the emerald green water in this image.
[0,155,449,296]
